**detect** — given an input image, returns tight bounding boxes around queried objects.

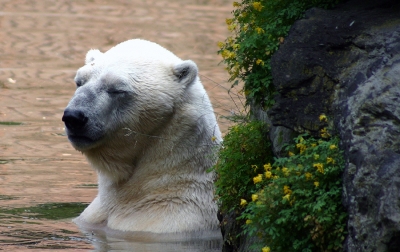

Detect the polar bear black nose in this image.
[62,109,88,131]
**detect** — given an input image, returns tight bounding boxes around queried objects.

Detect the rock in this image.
[251,102,295,157]
[338,46,400,252]
[220,210,259,252]
[266,0,400,251]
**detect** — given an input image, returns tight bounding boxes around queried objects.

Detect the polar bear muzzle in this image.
[62,108,94,150]
[62,109,88,131]
[62,104,104,151]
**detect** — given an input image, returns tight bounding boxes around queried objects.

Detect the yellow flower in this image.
[246,219,252,224]
[255,27,264,34]
[327,157,335,164]
[217,41,225,49]
[252,2,263,11]
[319,114,328,122]
[282,167,289,176]
[296,143,307,153]
[251,164,258,171]
[314,154,320,160]
[240,199,247,206]
[273,175,279,180]
[283,194,290,201]
[225,18,233,25]
[264,163,272,171]
[311,143,317,147]
[262,247,271,252]
[253,174,263,184]
[211,136,216,142]
[320,128,330,138]
[232,44,240,50]
[313,163,324,174]
[265,171,272,179]
[251,194,258,201]
[314,181,320,187]
[330,144,337,150]
[283,185,292,195]
[228,24,237,32]
[256,59,264,65]
[321,133,330,138]
[233,1,241,7]
[221,49,233,59]
[305,172,313,180]
[288,151,295,157]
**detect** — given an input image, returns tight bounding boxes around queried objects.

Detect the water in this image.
[0,0,241,250]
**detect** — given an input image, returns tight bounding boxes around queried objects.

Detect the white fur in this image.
[64,39,221,233]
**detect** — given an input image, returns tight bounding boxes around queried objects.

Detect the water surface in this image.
[0,0,241,250]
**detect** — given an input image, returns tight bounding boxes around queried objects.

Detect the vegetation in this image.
[213,120,273,213]
[212,116,347,251]
[214,1,348,251]
[241,133,347,251]
[218,0,342,107]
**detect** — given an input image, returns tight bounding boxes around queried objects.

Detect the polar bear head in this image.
[63,40,204,151]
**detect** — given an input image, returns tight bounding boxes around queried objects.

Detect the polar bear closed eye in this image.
[62,39,221,233]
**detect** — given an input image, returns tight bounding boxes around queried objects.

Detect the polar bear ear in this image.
[173,60,198,87]
[85,49,103,64]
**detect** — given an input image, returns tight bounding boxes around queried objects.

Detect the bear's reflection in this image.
[78,222,223,252]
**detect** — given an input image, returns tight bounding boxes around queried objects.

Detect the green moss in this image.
[277,130,284,145]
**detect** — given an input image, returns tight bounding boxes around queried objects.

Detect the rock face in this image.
[267,0,400,251]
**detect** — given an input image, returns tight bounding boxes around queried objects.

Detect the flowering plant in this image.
[212,120,273,213]
[240,132,347,251]
[218,0,342,107]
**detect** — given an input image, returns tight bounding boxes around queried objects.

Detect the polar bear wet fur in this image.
[62,39,221,233]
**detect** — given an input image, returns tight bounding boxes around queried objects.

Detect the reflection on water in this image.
[90,237,222,252]
[0,202,88,220]
[0,201,222,251]
[0,0,237,251]
[81,226,222,252]
[0,202,90,250]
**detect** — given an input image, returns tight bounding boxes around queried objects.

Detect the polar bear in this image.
[62,39,221,234]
